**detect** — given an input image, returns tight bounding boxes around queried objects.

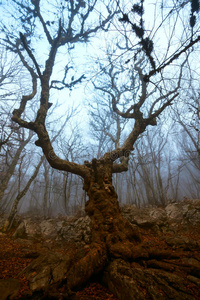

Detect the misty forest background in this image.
[0,0,200,217]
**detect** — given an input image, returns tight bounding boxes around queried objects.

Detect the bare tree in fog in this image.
[1,0,200,294]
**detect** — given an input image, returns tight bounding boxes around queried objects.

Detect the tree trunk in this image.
[43,161,50,217]
[1,156,45,232]
[83,160,141,261]
[0,133,32,202]
[64,159,142,290]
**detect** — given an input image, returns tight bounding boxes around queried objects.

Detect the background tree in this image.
[0,127,33,204]
[1,115,71,231]
[0,46,29,204]
[174,86,200,198]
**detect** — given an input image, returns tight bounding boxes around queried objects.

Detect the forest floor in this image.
[0,221,200,299]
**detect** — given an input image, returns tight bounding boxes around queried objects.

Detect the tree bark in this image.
[84,159,141,259]
[63,158,143,291]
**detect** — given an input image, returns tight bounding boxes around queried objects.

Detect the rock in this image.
[13,221,27,238]
[12,199,200,242]
[21,252,72,292]
[0,278,20,300]
[185,207,200,225]
[165,203,183,221]
[40,220,57,238]
[13,219,41,239]
[132,215,157,228]
[165,199,200,225]
[56,220,64,231]
[122,205,166,229]
[149,207,166,221]
[59,216,91,244]
[24,219,41,237]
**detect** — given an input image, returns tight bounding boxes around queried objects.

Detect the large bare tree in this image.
[1,0,200,298]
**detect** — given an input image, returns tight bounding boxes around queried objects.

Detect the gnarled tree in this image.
[1,0,200,298]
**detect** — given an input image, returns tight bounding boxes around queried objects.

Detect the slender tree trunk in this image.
[1,155,45,232]
[0,133,32,202]
[43,161,50,216]
[63,172,72,213]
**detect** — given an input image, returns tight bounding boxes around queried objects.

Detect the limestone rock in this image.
[21,252,71,292]
[13,199,200,244]
[40,220,57,238]
[165,199,200,225]
[122,205,166,229]
[59,216,91,244]
[165,203,183,221]
[13,221,27,238]
[149,207,166,221]
[184,201,200,224]
[13,218,42,239]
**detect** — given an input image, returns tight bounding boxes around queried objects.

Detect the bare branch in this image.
[50,74,86,90]
[147,56,187,122]
[110,56,147,120]
[19,32,42,79]
[60,3,116,45]
[144,35,200,82]
[134,56,147,109]
[146,93,179,124]
[32,0,53,45]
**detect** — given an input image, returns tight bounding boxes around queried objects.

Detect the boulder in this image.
[165,199,200,225]
[122,205,166,229]
[14,218,58,240]
[13,218,42,239]
[184,203,200,225]
[165,203,183,221]
[40,219,57,238]
[149,207,166,221]
[21,251,72,292]
[13,221,27,238]
[59,216,91,244]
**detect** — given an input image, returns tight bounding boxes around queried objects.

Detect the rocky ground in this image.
[0,198,200,299]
